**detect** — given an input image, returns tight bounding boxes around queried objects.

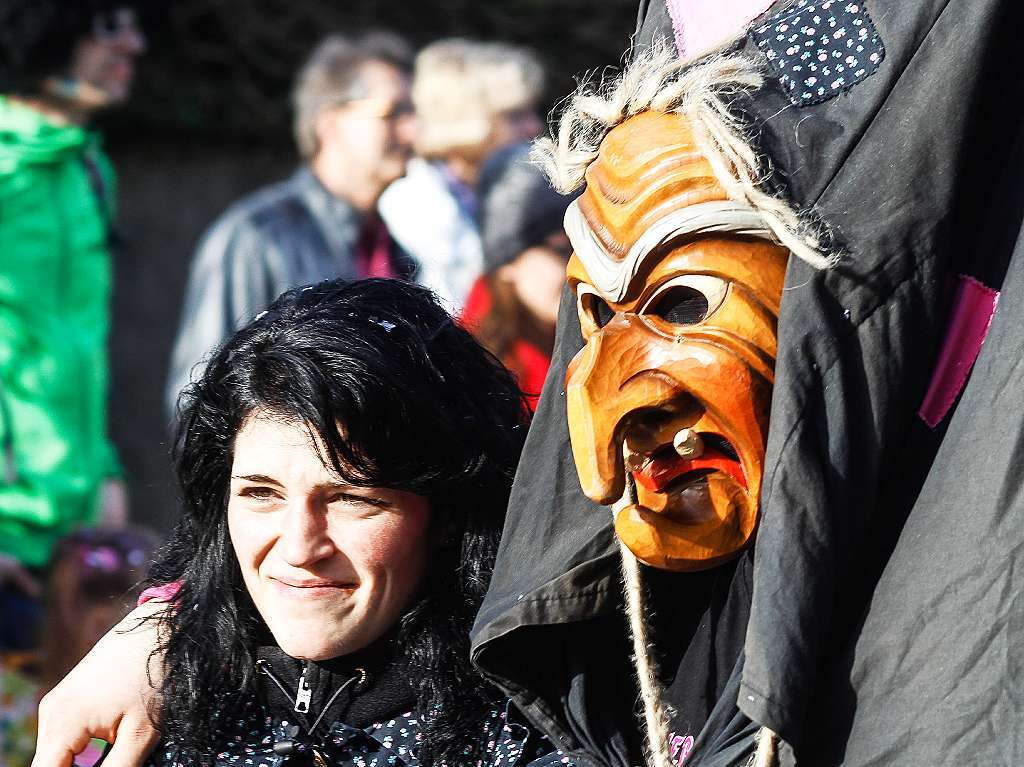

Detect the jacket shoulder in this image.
[208,175,311,236]
[190,174,315,273]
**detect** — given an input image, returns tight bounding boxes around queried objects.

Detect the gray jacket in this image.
[167,167,410,415]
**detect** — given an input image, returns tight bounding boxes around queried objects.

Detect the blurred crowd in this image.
[0,2,575,764]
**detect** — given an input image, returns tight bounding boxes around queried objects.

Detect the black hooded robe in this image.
[471,0,1024,764]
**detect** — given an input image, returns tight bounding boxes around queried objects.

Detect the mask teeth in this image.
[672,428,705,459]
[620,442,640,505]
[624,446,646,473]
[624,466,639,506]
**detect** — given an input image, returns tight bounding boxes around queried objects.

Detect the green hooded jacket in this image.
[0,96,121,567]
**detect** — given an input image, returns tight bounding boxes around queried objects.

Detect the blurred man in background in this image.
[0,0,144,649]
[166,33,417,416]
[379,39,544,312]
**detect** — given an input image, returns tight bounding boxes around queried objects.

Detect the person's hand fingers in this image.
[32,706,159,767]
[99,714,161,767]
[28,741,77,767]
[31,694,95,767]
[30,602,167,767]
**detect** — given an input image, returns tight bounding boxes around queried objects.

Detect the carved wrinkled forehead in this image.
[564,111,779,302]
[533,43,834,271]
[579,110,722,249]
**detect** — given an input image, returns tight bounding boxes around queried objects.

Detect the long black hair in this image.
[147,279,529,765]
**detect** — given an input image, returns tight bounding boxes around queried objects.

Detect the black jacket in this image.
[471,0,1024,765]
[146,643,568,767]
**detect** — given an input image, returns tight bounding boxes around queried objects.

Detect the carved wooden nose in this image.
[566,318,681,505]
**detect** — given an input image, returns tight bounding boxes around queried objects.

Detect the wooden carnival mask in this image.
[564,110,788,572]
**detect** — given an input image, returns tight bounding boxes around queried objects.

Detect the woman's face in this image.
[499,232,572,327]
[228,414,432,660]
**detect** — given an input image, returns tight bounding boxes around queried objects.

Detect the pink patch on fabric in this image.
[665,0,775,58]
[668,732,695,765]
[918,275,1000,429]
[137,580,182,606]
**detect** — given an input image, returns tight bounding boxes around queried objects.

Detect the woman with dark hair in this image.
[460,143,574,410]
[36,278,563,767]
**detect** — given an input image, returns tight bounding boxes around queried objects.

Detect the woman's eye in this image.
[642,275,728,327]
[239,487,279,501]
[330,493,390,510]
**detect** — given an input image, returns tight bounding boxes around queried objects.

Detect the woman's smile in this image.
[267,575,359,598]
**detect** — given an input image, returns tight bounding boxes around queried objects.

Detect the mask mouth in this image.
[631,432,746,495]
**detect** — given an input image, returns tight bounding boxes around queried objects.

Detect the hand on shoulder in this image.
[32,600,168,767]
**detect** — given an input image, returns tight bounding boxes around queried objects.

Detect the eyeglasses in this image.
[346,97,415,122]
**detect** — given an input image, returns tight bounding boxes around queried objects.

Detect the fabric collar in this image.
[254,637,416,731]
[292,165,365,270]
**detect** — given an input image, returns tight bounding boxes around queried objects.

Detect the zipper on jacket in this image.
[295,662,312,713]
[255,658,365,724]
[256,655,366,764]
[49,171,70,308]
[308,668,365,734]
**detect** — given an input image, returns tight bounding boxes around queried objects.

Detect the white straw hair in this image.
[618,537,674,767]
[622,535,785,767]
[533,41,835,270]
[749,727,780,767]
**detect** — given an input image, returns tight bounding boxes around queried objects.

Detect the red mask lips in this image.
[633,440,747,494]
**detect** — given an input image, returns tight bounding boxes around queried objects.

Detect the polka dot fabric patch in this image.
[750,0,885,106]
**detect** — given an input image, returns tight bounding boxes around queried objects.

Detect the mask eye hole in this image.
[576,285,617,332]
[641,275,729,327]
[649,286,709,325]
[591,295,616,328]
[581,291,615,329]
